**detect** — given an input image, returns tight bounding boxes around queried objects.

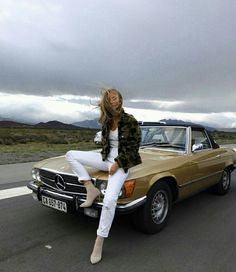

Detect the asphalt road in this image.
[0,163,236,272]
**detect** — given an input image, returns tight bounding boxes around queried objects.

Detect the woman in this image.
[66,88,142,264]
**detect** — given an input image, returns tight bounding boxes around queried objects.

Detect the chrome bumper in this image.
[27,181,146,214]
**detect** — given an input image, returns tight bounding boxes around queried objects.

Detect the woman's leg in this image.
[90,235,104,264]
[65,150,108,181]
[96,167,129,237]
[65,150,108,207]
[90,168,128,264]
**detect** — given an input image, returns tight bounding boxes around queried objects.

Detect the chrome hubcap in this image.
[151,190,168,224]
[222,170,229,190]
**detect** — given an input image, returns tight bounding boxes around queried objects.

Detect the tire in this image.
[212,168,231,195]
[132,181,172,234]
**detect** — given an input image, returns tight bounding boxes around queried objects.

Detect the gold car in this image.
[28,124,236,234]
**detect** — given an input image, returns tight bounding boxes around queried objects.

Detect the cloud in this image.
[0,0,236,127]
[0,92,99,123]
[1,92,236,129]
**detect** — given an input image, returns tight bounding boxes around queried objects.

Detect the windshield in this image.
[141,126,187,151]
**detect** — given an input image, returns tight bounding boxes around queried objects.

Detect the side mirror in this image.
[192,143,203,152]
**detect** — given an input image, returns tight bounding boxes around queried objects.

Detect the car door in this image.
[178,129,225,197]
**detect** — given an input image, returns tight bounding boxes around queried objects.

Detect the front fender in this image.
[149,172,177,188]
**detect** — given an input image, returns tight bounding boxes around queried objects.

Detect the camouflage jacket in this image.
[101,109,142,173]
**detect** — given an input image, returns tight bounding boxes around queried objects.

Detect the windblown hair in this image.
[98,88,123,125]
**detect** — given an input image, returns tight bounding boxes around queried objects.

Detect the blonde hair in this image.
[98,88,123,125]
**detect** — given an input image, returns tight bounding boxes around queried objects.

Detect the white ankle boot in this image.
[80,182,100,208]
[90,236,104,264]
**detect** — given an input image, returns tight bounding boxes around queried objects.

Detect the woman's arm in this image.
[115,116,141,170]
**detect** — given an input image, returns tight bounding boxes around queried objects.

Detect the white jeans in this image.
[65,150,129,238]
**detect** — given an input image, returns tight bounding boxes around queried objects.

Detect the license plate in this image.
[42,196,67,213]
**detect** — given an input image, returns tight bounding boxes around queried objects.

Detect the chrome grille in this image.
[39,169,86,194]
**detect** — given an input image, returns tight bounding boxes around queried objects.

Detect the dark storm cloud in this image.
[126,91,236,114]
[0,0,236,114]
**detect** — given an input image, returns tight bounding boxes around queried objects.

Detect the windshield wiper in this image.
[141,142,170,147]
[141,142,184,149]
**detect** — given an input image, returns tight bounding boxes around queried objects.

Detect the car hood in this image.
[33,148,186,180]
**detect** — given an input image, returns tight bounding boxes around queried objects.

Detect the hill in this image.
[34,120,80,129]
[72,119,100,129]
[72,118,217,130]
[0,120,33,128]
[1,118,235,132]
[160,119,216,131]
[0,120,87,130]
[218,128,236,133]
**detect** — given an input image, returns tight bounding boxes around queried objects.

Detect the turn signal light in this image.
[122,179,136,198]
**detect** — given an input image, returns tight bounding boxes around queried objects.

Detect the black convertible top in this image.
[138,121,205,130]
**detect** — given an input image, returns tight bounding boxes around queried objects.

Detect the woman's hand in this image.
[109,162,119,175]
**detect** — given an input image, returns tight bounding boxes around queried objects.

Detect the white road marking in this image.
[45,245,52,249]
[0,186,31,200]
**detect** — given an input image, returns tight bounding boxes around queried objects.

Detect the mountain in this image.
[73,118,217,131]
[1,117,234,132]
[158,119,236,133]
[0,119,97,129]
[0,120,33,128]
[34,121,79,129]
[160,119,216,131]
[160,119,197,126]
[0,117,14,121]
[217,128,236,133]
[72,119,100,129]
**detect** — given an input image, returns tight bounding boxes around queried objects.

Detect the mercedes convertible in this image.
[28,123,236,234]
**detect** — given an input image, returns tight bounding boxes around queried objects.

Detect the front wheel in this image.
[212,168,231,195]
[132,181,172,234]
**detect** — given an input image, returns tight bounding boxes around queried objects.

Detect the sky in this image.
[0,0,236,128]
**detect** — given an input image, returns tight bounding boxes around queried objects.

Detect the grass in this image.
[0,127,235,165]
[0,127,99,164]
[0,142,99,165]
[211,131,236,144]
[0,127,97,145]
[0,142,97,153]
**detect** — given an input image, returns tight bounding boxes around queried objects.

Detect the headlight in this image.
[96,179,136,198]
[31,168,41,181]
[31,168,37,180]
[95,179,136,198]
[96,179,107,196]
